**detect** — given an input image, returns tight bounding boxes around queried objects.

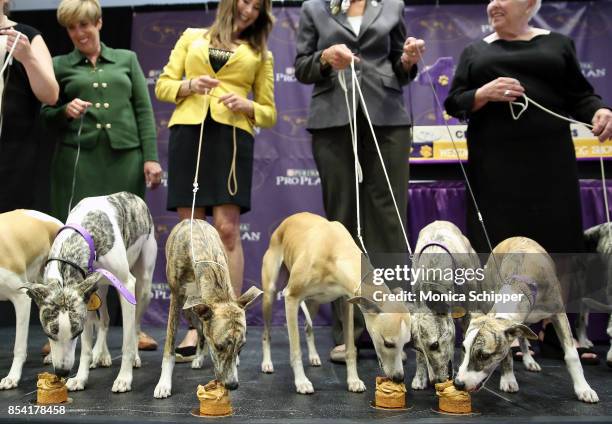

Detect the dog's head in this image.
[454,315,537,391]
[348,297,411,383]
[24,273,101,377]
[191,286,262,390]
[411,312,455,384]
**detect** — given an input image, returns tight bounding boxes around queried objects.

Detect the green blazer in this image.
[42,44,159,162]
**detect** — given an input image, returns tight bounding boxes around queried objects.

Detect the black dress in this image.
[445,32,607,253]
[0,24,53,213]
[167,47,254,215]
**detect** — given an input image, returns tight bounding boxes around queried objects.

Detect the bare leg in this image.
[213,205,243,297]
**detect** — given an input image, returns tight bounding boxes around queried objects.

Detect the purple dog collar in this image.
[54,224,136,305]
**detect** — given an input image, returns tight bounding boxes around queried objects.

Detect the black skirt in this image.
[167,115,254,215]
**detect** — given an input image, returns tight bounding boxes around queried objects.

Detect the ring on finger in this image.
[504,89,511,97]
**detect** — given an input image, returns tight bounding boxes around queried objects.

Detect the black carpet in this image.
[0,326,611,424]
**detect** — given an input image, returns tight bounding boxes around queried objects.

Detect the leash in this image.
[67,111,87,216]
[0,31,22,141]
[509,94,612,244]
[338,58,413,257]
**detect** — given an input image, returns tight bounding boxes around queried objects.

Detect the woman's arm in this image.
[294,2,332,84]
[444,46,479,120]
[250,53,277,128]
[155,29,193,103]
[130,52,159,163]
[2,29,59,105]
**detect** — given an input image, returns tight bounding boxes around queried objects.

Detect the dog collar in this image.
[48,224,136,305]
[416,242,458,271]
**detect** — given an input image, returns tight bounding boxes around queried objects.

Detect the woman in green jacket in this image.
[42,0,162,223]
[42,0,161,351]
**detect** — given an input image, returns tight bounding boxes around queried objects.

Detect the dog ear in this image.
[237,286,263,310]
[78,272,102,301]
[347,296,382,313]
[504,323,538,341]
[23,282,49,304]
[193,303,213,321]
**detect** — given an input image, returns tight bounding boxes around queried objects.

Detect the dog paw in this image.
[523,357,541,372]
[153,382,172,399]
[91,352,112,368]
[499,376,519,393]
[43,353,52,365]
[576,385,599,403]
[411,375,428,390]
[112,377,132,393]
[0,376,18,390]
[309,354,321,367]
[191,356,205,369]
[133,355,142,368]
[578,337,594,349]
[295,378,314,394]
[261,361,274,373]
[347,378,366,393]
[66,377,86,391]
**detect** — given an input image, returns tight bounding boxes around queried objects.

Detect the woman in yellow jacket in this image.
[156,0,275,353]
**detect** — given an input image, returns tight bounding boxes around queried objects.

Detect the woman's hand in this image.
[144,161,163,189]
[592,108,612,142]
[321,44,359,71]
[475,77,525,103]
[189,75,220,95]
[0,28,34,64]
[401,37,426,70]
[65,98,92,119]
[218,93,254,118]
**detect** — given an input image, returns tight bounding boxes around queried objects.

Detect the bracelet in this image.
[188,79,194,92]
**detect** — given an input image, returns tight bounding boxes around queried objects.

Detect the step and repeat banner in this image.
[133,1,612,326]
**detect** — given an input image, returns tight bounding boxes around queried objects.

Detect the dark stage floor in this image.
[0,326,611,424]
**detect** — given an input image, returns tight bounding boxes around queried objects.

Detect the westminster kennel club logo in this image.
[138,19,195,47]
[276,169,321,187]
[269,15,299,45]
[407,12,470,41]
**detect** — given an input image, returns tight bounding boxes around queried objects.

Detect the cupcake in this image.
[37,372,67,405]
[375,376,406,409]
[197,380,232,416]
[435,380,471,414]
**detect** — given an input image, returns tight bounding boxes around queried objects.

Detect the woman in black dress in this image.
[445,0,612,362]
[0,0,59,213]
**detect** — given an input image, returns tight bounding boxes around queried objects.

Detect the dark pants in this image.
[310,108,412,345]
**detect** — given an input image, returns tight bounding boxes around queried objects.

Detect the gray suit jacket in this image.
[295,0,416,130]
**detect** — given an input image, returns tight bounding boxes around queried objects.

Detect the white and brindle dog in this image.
[577,223,612,367]
[260,212,411,394]
[24,192,157,393]
[154,219,262,398]
[410,220,481,390]
[455,237,599,403]
[0,210,62,389]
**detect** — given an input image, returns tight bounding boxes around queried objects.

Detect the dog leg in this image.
[261,247,279,374]
[192,323,206,369]
[607,315,612,367]
[285,295,313,394]
[576,305,594,348]
[66,311,96,391]
[343,300,365,393]
[304,300,321,367]
[499,352,519,393]
[0,294,30,390]
[519,337,541,372]
[133,238,156,368]
[411,350,428,390]
[154,292,181,398]
[91,285,112,368]
[112,273,137,393]
[550,314,599,402]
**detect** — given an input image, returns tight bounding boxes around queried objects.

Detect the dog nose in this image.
[54,368,70,378]
[447,361,454,378]
[391,372,404,384]
[454,379,465,390]
[225,381,239,391]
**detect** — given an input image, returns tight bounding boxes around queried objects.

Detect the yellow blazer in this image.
[155,28,276,134]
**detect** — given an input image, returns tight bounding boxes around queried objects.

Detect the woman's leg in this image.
[213,204,243,297]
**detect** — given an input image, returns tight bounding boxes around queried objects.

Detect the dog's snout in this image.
[391,372,404,384]
[225,381,239,391]
[54,368,70,378]
[454,379,465,390]
[447,360,453,378]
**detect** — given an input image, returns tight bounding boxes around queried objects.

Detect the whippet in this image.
[0,210,62,389]
[455,237,599,403]
[260,212,411,394]
[24,192,157,393]
[577,223,612,367]
[154,219,262,398]
[410,220,481,390]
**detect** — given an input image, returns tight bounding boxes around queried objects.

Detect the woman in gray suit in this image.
[295,0,424,361]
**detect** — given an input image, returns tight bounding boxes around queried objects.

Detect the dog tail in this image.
[583,297,612,312]
[300,301,314,328]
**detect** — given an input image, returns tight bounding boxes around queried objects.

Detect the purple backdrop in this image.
[132,2,612,334]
